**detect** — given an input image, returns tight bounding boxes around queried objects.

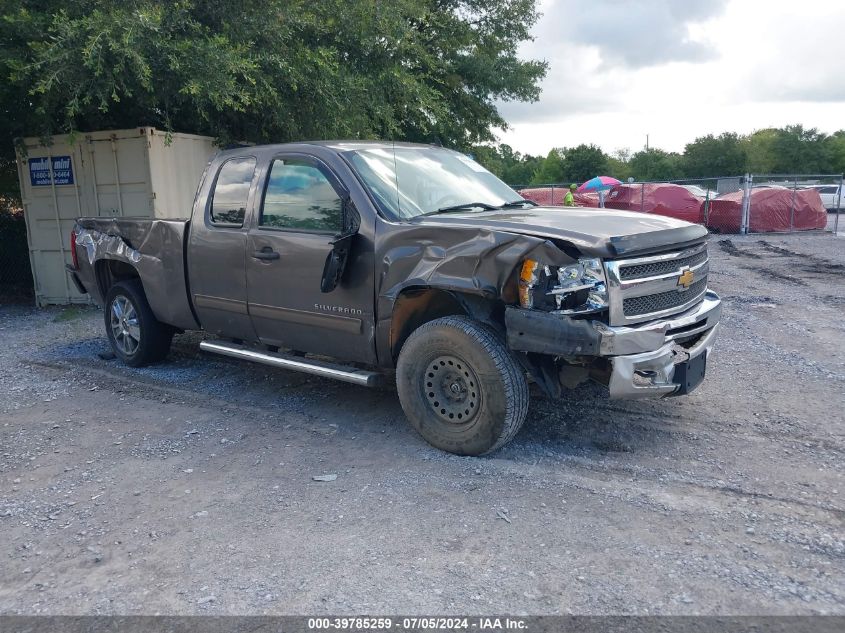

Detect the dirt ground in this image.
[0,233,843,615]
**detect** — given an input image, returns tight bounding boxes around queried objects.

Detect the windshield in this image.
[344,146,526,219]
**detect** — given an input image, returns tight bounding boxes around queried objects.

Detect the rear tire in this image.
[396,316,529,456]
[104,280,173,367]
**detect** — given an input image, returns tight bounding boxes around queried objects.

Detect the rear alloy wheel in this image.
[104,280,173,367]
[109,295,141,357]
[396,316,529,456]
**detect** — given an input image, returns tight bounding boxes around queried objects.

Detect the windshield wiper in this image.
[429,201,498,214]
[422,199,536,217]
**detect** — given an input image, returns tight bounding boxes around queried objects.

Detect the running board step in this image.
[199,340,383,387]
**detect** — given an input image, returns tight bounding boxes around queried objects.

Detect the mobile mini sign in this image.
[28,156,75,186]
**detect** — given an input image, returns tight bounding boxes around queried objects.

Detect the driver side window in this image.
[260,159,342,233]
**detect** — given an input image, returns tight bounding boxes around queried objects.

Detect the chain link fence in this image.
[513,174,843,235]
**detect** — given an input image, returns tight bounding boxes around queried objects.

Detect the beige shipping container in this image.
[15,127,216,305]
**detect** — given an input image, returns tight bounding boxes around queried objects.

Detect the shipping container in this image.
[15,127,216,305]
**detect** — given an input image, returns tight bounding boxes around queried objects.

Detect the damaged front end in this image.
[518,257,609,315]
[507,243,721,399]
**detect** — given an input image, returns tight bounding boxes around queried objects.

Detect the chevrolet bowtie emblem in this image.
[677,268,695,289]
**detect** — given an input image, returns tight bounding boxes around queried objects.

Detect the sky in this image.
[496,0,845,157]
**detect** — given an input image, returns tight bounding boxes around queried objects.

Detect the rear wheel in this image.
[104,280,172,367]
[396,316,529,456]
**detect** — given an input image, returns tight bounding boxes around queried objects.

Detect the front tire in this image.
[396,316,529,456]
[104,280,172,367]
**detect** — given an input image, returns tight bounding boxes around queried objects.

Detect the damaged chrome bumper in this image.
[601,292,721,398]
[594,291,721,355]
[506,291,721,399]
[607,318,719,398]
[601,291,721,398]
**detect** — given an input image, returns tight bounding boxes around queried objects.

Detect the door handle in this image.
[252,247,280,261]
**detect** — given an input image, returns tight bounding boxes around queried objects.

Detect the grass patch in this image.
[53,306,86,322]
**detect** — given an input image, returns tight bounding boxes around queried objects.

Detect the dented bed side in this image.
[73,218,199,331]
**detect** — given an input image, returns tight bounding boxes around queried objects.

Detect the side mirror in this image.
[320,197,360,293]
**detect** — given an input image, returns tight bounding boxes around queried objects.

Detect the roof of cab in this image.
[215,140,441,157]
[304,140,439,151]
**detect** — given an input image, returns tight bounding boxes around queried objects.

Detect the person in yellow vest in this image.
[563,183,577,206]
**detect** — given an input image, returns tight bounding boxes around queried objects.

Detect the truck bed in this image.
[74,217,199,330]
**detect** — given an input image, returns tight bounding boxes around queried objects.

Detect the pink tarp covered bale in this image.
[604,183,704,224]
[519,187,600,207]
[707,187,827,233]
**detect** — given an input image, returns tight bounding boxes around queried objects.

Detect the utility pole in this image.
[645,134,649,151]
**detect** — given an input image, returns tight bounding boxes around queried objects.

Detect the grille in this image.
[619,249,707,281]
[623,278,707,317]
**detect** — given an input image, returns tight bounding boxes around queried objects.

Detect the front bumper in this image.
[603,292,720,398]
[606,319,718,398]
[505,291,722,399]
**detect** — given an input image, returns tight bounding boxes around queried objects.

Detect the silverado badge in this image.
[677,268,695,289]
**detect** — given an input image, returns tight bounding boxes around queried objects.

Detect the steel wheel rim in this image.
[423,355,481,424]
[110,295,140,356]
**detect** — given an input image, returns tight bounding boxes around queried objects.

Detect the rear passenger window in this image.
[260,159,342,232]
[210,157,256,226]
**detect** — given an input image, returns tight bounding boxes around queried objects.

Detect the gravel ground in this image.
[0,233,843,615]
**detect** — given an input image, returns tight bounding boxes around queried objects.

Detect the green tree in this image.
[471,145,505,178]
[1,0,547,162]
[682,132,747,177]
[504,155,543,186]
[562,144,608,183]
[826,131,845,176]
[742,129,779,173]
[471,144,542,185]
[497,144,543,185]
[628,149,682,181]
[532,148,566,184]
[606,157,631,181]
[742,125,834,175]
[605,148,632,181]
[768,125,831,174]
[527,144,608,185]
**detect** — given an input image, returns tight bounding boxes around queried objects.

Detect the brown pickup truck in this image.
[68,141,721,455]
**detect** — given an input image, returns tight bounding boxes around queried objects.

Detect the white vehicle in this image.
[811,184,843,211]
[681,184,719,200]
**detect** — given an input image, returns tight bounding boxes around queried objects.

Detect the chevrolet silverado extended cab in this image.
[68,141,721,455]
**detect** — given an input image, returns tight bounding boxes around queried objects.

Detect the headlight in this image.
[552,258,608,313]
[518,257,608,314]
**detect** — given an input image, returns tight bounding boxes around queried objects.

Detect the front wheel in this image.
[396,316,529,456]
[104,280,172,367]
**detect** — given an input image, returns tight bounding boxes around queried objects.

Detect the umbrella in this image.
[577,176,621,193]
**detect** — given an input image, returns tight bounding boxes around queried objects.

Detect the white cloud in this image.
[556,0,728,68]
[496,0,845,156]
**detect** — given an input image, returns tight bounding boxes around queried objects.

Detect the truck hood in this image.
[408,206,708,258]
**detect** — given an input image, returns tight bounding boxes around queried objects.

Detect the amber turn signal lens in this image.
[520,259,538,282]
[518,259,538,307]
